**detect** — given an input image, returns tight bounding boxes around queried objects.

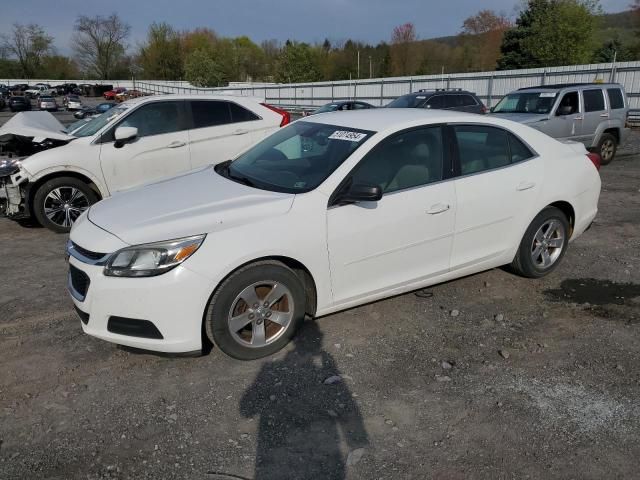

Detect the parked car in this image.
[307,101,375,115]
[104,87,126,100]
[38,96,58,111]
[8,96,32,112]
[25,85,55,98]
[74,102,114,119]
[490,83,629,164]
[65,109,601,358]
[387,88,487,114]
[0,97,5,110]
[0,86,10,98]
[0,95,291,232]
[64,95,83,111]
[56,83,79,95]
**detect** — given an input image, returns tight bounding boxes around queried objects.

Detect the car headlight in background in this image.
[104,235,205,277]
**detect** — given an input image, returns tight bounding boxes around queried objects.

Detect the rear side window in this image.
[454,125,510,175]
[229,102,260,122]
[583,89,605,112]
[443,95,460,108]
[509,134,535,163]
[191,100,231,128]
[607,88,625,109]
[461,95,478,106]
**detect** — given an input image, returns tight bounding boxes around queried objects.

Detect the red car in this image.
[103,87,126,100]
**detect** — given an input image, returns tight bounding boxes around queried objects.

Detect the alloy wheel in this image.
[600,139,615,162]
[530,219,565,269]
[43,187,90,228]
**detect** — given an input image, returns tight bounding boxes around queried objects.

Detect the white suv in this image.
[0,95,290,232]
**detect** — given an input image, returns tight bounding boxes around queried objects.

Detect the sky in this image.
[0,0,633,54]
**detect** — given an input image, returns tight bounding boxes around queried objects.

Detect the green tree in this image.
[593,37,633,62]
[73,14,131,79]
[0,23,53,78]
[498,0,600,70]
[138,22,183,80]
[274,42,321,83]
[41,55,80,79]
[184,48,224,87]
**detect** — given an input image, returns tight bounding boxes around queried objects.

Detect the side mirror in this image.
[336,183,383,204]
[114,126,138,148]
[557,105,573,116]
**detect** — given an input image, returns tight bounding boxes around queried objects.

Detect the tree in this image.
[390,23,418,75]
[459,10,512,71]
[498,0,600,70]
[1,23,53,78]
[73,14,130,79]
[593,37,633,62]
[41,55,80,79]
[184,48,224,87]
[138,22,183,80]
[274,42,322,83]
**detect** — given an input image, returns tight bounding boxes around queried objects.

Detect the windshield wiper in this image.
[217,160,257,188]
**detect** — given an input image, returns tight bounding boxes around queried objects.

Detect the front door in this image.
[327,126,456,304]
[99,100,191,193]
[550,90,582,141]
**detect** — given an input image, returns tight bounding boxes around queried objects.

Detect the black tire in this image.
[511,206,570,279]
[596,133,617,165]
[205,261,306,360]
[32,177,98,233]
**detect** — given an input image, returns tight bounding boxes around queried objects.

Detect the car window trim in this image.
[448,122,540,180]
[328,123,451,208]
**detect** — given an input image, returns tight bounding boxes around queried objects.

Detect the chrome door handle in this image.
[574,116,584,121]
[233,129,249,135]
[167,141,186,148]
[426,203,450,215]
[516,181,536,191]
[600,113,610,118]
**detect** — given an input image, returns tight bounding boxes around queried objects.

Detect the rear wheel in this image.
[32,177,98,233]
[596,133,617,165]
[511,207,569,278]
[206,261,306,360]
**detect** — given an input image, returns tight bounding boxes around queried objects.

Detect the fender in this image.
[25,165,110,198]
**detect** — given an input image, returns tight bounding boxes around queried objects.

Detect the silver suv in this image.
[490,83,629,164]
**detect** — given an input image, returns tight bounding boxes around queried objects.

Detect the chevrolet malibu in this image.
[67,109,601,360]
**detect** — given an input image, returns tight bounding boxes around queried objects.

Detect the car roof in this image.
[518,82,622,91]
[122,93,265,106]
[301,108,489,132]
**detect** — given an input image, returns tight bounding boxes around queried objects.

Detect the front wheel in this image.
[32,177,98,233]
[206,261,306,360]
[511,207,569,278]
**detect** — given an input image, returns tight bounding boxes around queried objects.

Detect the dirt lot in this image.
[0,153,639,479]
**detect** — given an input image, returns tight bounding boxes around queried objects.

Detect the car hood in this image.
[87,166,295,245]
[489,112,549,124]
[0,111,74,142]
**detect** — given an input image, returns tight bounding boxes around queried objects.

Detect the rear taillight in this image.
[587,152,601,171]
[261,103,291,127]
[481,105,488,114]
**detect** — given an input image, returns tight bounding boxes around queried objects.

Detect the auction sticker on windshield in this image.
[540,92,557,98]
[329,130,367,142]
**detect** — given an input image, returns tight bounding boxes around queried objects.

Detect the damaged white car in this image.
[0,95,290,232]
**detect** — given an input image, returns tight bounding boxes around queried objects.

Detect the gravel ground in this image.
[0,154,639,479]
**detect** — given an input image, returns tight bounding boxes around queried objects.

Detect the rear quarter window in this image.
[607,88,625,109]
[583,89,605,112]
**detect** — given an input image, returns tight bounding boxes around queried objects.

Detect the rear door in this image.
[450,124,543,270]
[580,88,607,147]
[98,100,191,193]
[186,100,266,168]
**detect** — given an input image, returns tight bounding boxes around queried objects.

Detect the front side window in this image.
[556,91,579,115]
[221,121,373,193]
[348,127,443,194]
[454,125,510,175]
[583,89,605,112]
[119,101,183,137]
[607,88,625,109]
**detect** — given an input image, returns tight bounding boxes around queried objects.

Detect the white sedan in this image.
[67,109,601,359]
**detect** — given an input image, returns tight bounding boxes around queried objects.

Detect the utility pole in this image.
[369,56,372,79]
[357,50,360,79]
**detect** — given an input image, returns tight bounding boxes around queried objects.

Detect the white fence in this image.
[134,61,640,110]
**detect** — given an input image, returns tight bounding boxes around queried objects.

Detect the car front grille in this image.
[72,242,107,262]
[69,264,90,300]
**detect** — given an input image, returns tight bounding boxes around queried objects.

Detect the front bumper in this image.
[0,169,29,218]
[67,249,213,353]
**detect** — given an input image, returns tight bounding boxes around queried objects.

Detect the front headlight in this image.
[104,235,205,277]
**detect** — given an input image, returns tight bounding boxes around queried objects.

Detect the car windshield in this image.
[314,104,340,114]
[493,92,557,114]
[72,105,129,138]
[386,95,426,108]
[65,118,91,135]
[220,121,374,193]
